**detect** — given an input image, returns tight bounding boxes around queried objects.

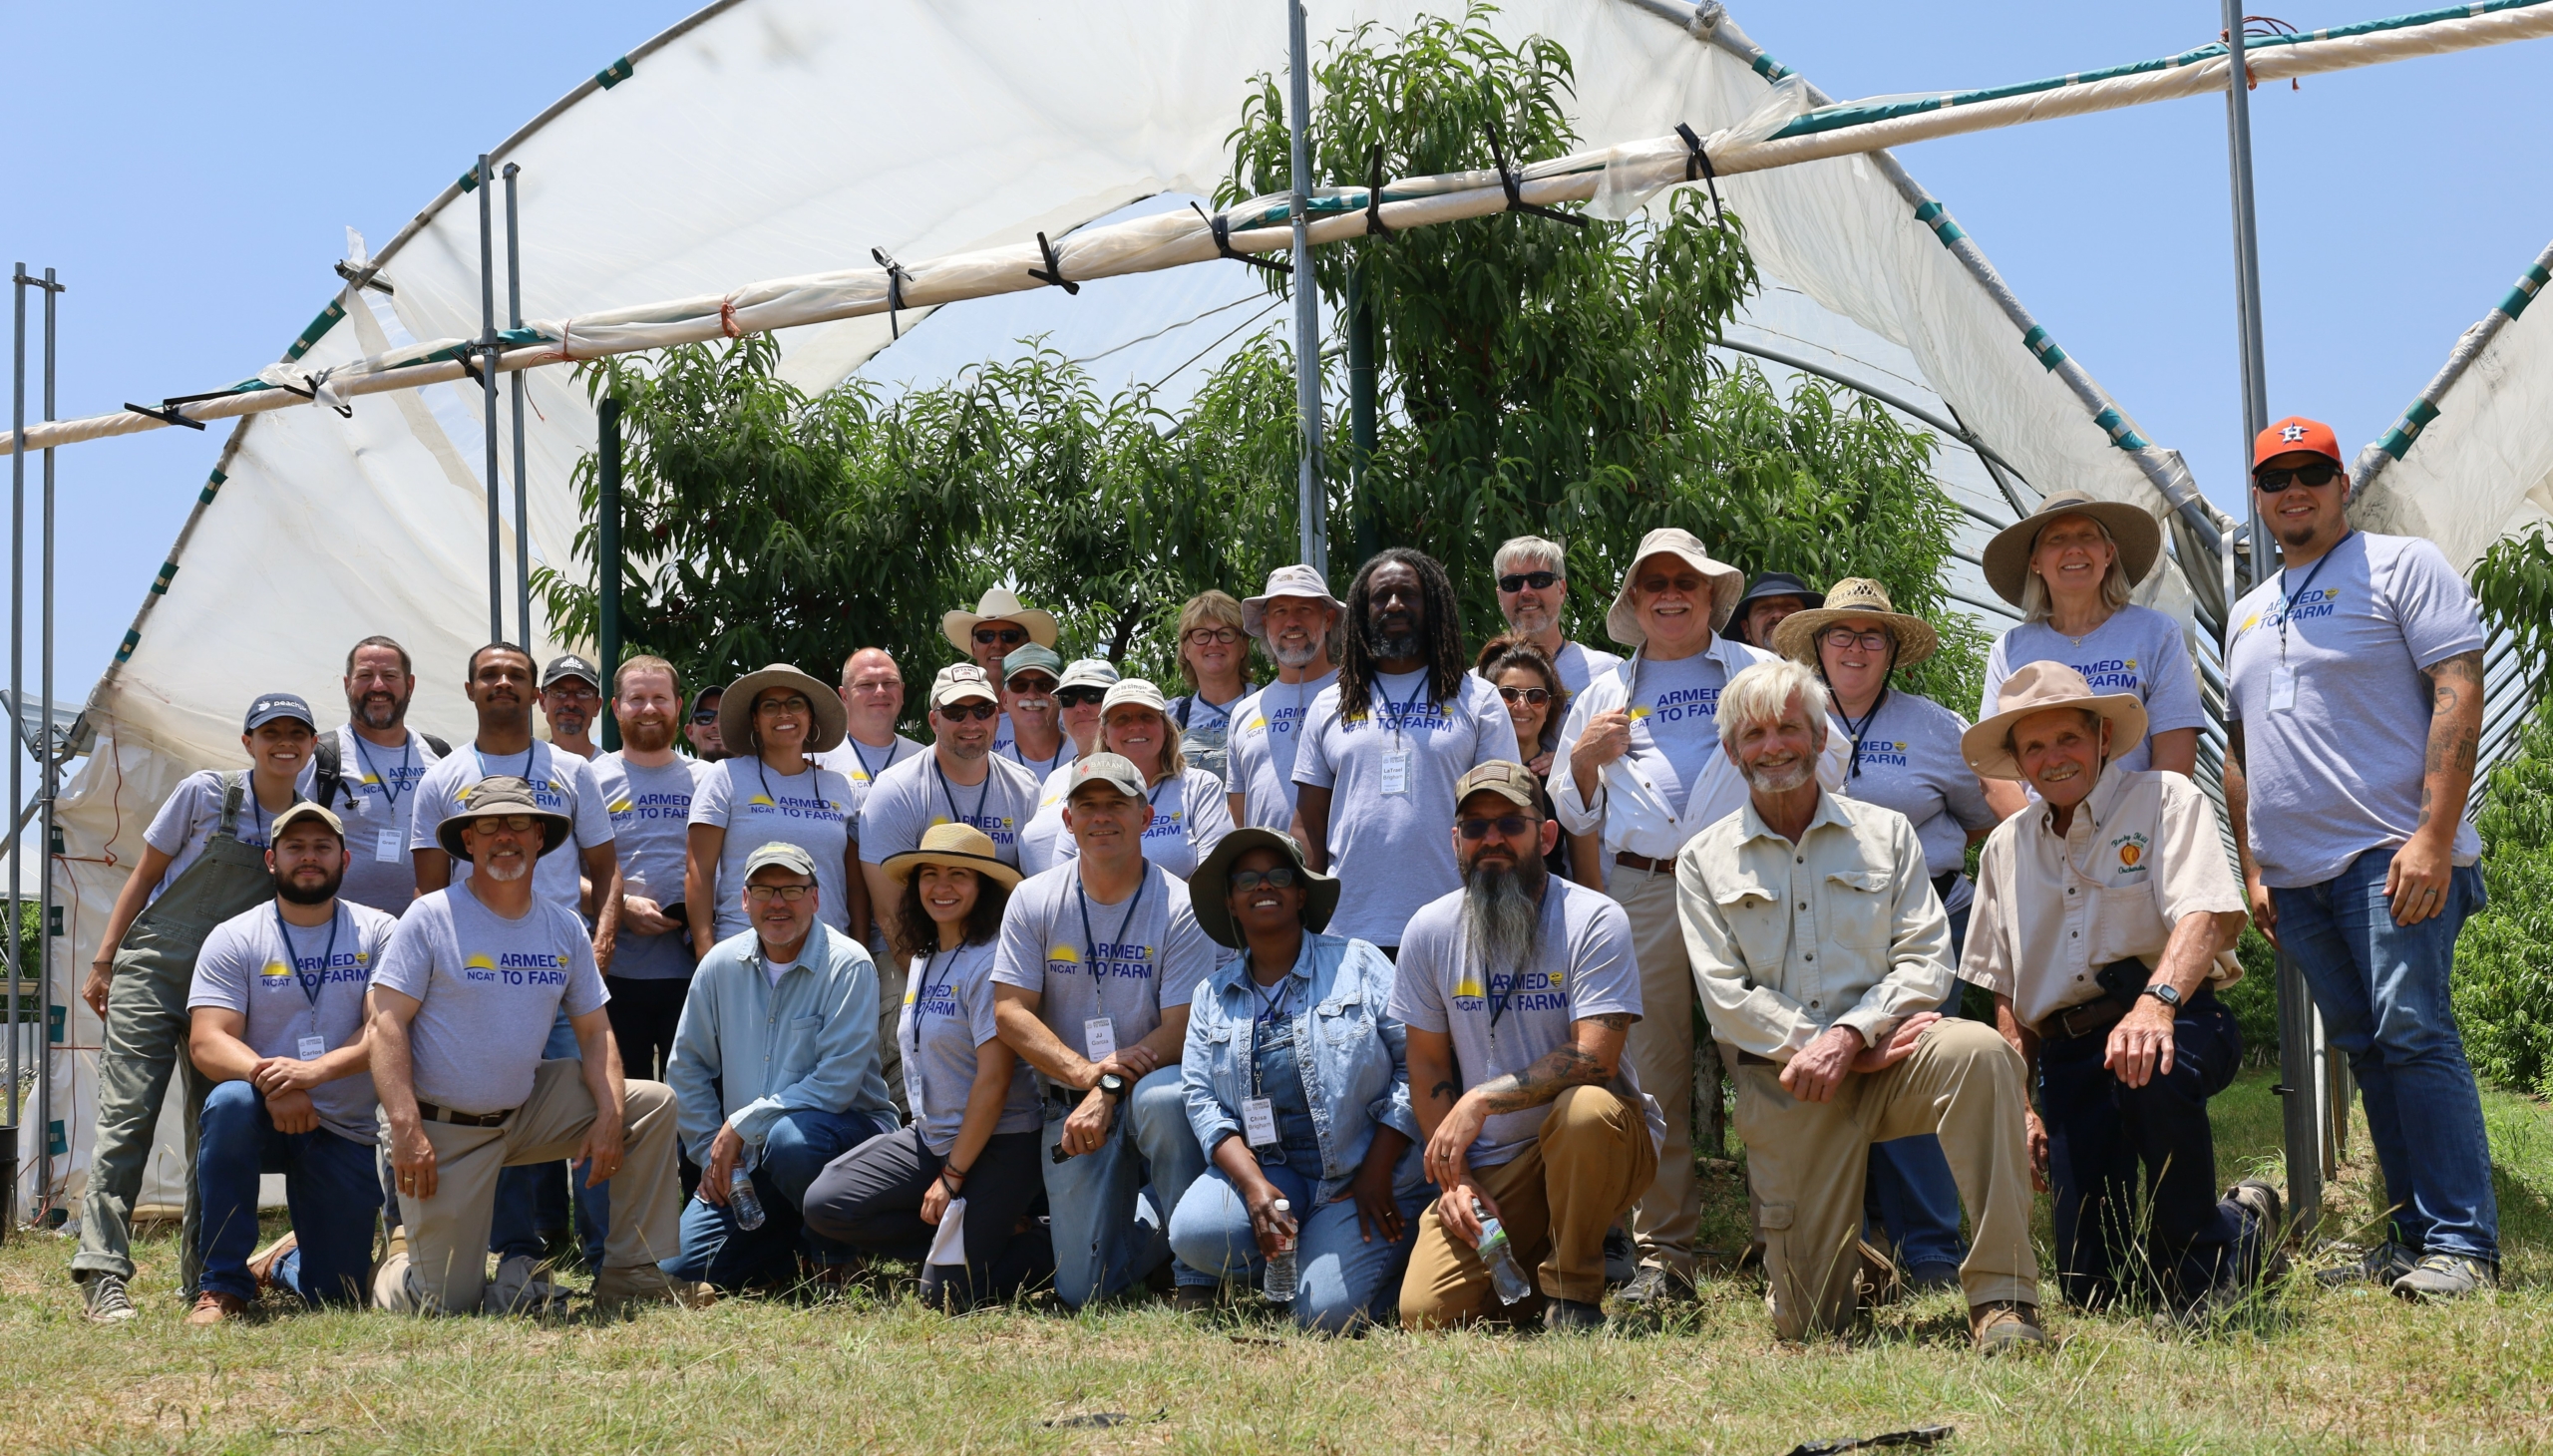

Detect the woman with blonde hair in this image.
[1055,678,1233,879]
[1164,590,1254,787]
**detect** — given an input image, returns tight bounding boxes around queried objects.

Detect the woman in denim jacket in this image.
[1168,829,1431,1331]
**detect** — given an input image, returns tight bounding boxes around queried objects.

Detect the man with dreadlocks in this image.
[1292,548,1514,956]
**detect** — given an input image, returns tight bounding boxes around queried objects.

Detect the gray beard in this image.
[1461,859,1545,981]
[1272,636,1324,670]
[1364,624,1421,662]
[1745,755,1816,795]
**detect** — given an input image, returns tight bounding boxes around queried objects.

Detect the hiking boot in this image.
[1969,1299,2049,1354]
[2223,1180,2291,1286]
[1170,1283,1219,1315]
[81,1273,137,1324]
[484,1254,568,1316]
[186,1290,246,1326]
[1542,1297,1607,1333]
[1611,1266,1693,1310]
[2390,1253,2495,1303]
[2316,1240,2417,1289]
[247,1232,299,1291]
[1602,1228,1638,1286]
[590,1263,677,1314]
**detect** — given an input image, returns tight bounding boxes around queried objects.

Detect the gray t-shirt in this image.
[990,862,1215,1065]
[993,727,1078,782]
[373,880,608,1114]
[1830,691,1996,910]
[689,756,857,940]
[1624,650,1729,816]
[900,939,1041,1155]
[409,742,614,917]
[1015,761,1078,881]
[1983,604,2204,777]
[2226,531,2485,887]
[1391,877,1657,1170]
[187,898,398,1144]
[319,725,445,915]
[813,732,927,825]
[144,769,305,905]
[1292,668,1514,946]
[1550,641,1625,697]
[859,749,1042,868]
[593,752,701,980]
[1226,669,1338,831]
[1052,766,1233,881]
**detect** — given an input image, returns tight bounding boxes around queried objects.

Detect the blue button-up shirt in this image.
[666,921,892,1165]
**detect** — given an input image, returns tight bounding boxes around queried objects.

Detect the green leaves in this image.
[2473,525,2553,703]
[2454,702,2553,1095]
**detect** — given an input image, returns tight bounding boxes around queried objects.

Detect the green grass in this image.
[7,1069,2553,1453]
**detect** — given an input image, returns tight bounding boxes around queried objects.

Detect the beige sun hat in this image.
[1605,528,1746,646]
[720,663,848,755]
[1981,490,2163,607]
[1961,660,2149,781]
[879,822,1024,892]
[1240,563,1345,641]
[941,587,1060,654]
[1770,578,1941,668]
[435,775,572,859]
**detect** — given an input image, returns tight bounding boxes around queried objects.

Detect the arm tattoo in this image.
[1426,1080,1459,1104]
[1470,1043,1610,1114]
[1587,1013,1634,1030]
[2416,650,2485,829]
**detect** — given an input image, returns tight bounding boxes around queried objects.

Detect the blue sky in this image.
[4,0,2548,735]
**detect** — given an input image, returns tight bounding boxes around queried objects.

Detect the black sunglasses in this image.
[1055,686,1108,707]
[1230,867,1300,894]
[1456,815,1537,840]
[1496,685,1551,707]
[936,700,998,722]
[690,708,721,724]
[972,625,1030,646]
[1497,570,1560,593]
[2254,461,2343,492]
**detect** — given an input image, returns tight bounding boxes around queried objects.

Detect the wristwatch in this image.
[1096,1072,1129,1102]
[2139,983,2183,1010]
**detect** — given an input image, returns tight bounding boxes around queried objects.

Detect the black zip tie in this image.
[1485,118,1587,228]
[1364,146,1392,236]
[871,247,912,339]
[333,259,396,295]
[124,401,206,431]
[1028,230,1079,294]
[458,348,488,385]
[1189,203,1291,276]
[1676,123,1725,218]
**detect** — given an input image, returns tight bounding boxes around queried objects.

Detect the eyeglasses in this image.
[755,694,812,717]
[1230,867,1300,893]
[1183,626,1243,647]
[466,814,541,834]
[1819,627,1893,652]
[2254,462,2343,492]
[1496,685,1551,707]
[936,699,998,721]
[1456,815,1537,841]
[744,883,816,904]
[691,708,721,724]
[972,625,1030,647]
[1007,675,1060,695]
[1498,570,1560,593]
[1056,686,1108,708]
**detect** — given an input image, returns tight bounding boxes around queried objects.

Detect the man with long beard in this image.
[1394,762,1660,1332]
[312,636,449,915]
[1225,564,1343,837]
[1676,658,2044,1351]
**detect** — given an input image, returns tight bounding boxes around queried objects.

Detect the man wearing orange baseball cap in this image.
[2223,415,2498,1301]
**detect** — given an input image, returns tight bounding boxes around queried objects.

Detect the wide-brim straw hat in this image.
[1982,490,2162,607]
[1187,828,1339,949]
[721,663,848,755]
[1961,660,2149,782]
[941,587,1060,654]
[435,775,572,859]
[1241,563,1345,640]
[1605,528,1746,646]
[879,822,1024,891]
[1771,577,1940,668]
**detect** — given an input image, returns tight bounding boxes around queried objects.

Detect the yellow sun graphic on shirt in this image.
[1048,944,1081,965]
[1453,975,1485,1000]
[747,794,777,808]
[607,796,634,814]
[259,960,292,982]
[465,953,498,973]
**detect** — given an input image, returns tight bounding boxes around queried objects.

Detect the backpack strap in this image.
[311,734,345,811]
[422,732,452,756]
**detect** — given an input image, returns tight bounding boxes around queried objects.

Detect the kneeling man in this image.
[1678,659,2044,1350]
[1960,662,2273,1312]
[370,777,681,1314]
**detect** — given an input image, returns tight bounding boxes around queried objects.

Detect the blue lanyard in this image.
[2277,531,2348,660]
[1378,673,1431,741]
[847,736,903,783]
[1247,969,1295,1101]
[1004,738,1062,776]
[351,731,416,809]
[274,902,343,1015]
[475,743,538,786]
[1074,871,1148,983]
[934,756,990,830]
[907,947,951,1087]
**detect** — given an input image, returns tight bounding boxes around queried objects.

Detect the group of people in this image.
[68,414,2500,1349]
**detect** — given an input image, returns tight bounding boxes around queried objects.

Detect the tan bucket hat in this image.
[1240,563,1345,640]
[1961,661,2149,781]
[435,775,572,859]
[1770,578,1941,668]
[1605,528,1746,646]
[879,822,1023,891]
[721,663,848,755]
[1981,490,2162,607]
[941,587,1060,654]
[1187,827,1339,948]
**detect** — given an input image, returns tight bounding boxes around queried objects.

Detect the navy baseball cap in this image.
[242,692,316,734]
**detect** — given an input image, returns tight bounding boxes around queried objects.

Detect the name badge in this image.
[1083,1016,1117,1063]
[376,828,406,864]
[297,1034,328,1061]
[2269,660,2298,712]
[1241,1096,1279,1148]
[1380,747,1411,797]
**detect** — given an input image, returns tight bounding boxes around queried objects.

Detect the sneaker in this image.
[81,1273,137,1324]
[185,1290,246,1326]
[2223,1180,2291,1286]
[1969,1299,2049,1355]
[1170,1283,1219,1315]
[2316,1240,2418,1288]
[1602,1229,1638,1287]
[247,1232,299,1291]
[2390,1253,2495,1302]
[1611,1266,1693,1310]
[589,1263,677,1314]
[484,1254,569,1316]
[1542,1296,1607,1333]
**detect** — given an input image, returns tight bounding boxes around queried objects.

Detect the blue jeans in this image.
[193,1080,380,1305]
[660,1106,885,1290]
[1042,1065,1210,1307]
[1864,898,1972,1274]
[1168,1160,1427,1332]
[2273,851,2498,1263]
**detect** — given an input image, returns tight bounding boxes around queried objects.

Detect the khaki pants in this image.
[373,1060,681,1314]
[1400,1084,1657,1326]
[1733,1019,2037,1339]
[1614,865,1716,1277]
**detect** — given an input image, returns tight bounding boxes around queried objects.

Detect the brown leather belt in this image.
[2037,997,2128,1043]
[415,1100,513,1128]
[1735,1050,1778,1067]
[1615,850,1672,875]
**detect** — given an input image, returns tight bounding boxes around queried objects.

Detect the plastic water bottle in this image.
[1472,1198,1534,1305]
[1262,1200,1297,1302]
[728,1166,767,1232]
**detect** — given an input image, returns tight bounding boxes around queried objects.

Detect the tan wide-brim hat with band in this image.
[721,663,848,755]
[879,822,1024,891]
[1961,660,2149,782]
[1241,563,1345,641]
[941,587,1060,654]
[1981,490,2163,607]
[1187,827,1340,949]
[435,774,573,859]
[1770,577,1940,668]
[1605,527,1746,646]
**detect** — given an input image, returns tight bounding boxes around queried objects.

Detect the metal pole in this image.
[1285,0,1327,577]
[505,163,531,650]
[597,398,623,754]
[478,155,505,643]
[9,263,24,1159]
[37,265,57,1226]
[1345,262,1378,569]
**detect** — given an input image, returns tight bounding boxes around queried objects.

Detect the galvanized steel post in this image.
[1286,0,1327,577]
